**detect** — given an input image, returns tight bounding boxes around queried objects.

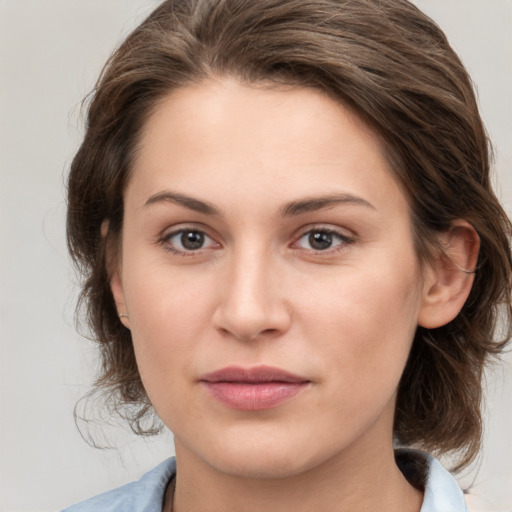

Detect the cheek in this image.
[120,257,219,385]
[296,256,423,401]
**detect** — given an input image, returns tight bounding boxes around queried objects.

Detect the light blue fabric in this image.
[61,458,176,512]
[418,453,468,512]
[61,450,467,511]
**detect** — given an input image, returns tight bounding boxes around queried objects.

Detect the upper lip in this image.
[200,365,310,383]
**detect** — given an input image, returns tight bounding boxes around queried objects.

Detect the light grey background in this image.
[1,1,511,511]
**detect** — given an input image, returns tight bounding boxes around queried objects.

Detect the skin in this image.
[110,79,478,512]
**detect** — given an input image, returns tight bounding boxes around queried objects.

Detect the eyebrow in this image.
[143,190,374,217]
[281,194,375,216]
[143,191,222,217]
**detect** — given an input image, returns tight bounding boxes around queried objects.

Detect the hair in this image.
[67,0,512,470]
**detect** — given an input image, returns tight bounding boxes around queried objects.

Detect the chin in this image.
[191,428,343,481]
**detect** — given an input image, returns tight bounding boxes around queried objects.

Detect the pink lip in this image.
[200,366,310,411]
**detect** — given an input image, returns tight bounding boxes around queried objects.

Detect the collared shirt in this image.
[61,450,468,511]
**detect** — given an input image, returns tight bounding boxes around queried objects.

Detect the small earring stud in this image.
[119,313,129,319]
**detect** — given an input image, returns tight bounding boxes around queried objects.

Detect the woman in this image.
[63,0,512,510]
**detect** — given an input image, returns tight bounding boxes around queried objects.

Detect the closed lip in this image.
[199,365,311,410]
[199,365,310,384]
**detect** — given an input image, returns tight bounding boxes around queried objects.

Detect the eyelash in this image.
[160,228,219,257]
[292,227,355,255]
[159,226,355,257]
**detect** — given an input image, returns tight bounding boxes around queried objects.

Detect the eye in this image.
[162,228,219,254]
[294,228,353,252]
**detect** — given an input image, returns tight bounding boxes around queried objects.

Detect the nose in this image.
[212,247,291,342]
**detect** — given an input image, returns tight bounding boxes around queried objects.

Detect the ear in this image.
[418,220,480,329]
[110,271,131,329]
[102,219,131,330]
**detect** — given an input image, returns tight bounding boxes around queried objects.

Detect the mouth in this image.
[199,365,310,411]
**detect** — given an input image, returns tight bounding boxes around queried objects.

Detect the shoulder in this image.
[61,458,176,512]
[396,449,468,512]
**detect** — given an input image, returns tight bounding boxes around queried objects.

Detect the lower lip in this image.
[202,382,308,410]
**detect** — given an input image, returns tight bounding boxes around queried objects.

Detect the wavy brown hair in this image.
[67,0,512,469]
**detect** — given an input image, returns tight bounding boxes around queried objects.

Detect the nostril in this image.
[216,325,281,342]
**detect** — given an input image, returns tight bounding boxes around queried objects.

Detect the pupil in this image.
[181,231,204,250]
[309,231,332,250]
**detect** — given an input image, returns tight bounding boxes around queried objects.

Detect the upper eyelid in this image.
[163,226,206,236]
[293,224,355,240]
[161,223,215,239]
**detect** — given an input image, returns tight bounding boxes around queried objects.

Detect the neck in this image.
[169,433,423,512]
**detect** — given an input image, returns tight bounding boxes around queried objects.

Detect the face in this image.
[112,79,430,479]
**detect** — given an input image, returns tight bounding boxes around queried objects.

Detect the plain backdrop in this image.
[1,1,511,511]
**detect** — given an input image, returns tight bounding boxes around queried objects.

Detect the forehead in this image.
[137,79,384,160]
[128,78,407,216]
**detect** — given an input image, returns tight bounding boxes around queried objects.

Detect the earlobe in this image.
[418,220,480,329]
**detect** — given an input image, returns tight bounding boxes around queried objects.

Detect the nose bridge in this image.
[231,245,271,310]
[214,242,289,340]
